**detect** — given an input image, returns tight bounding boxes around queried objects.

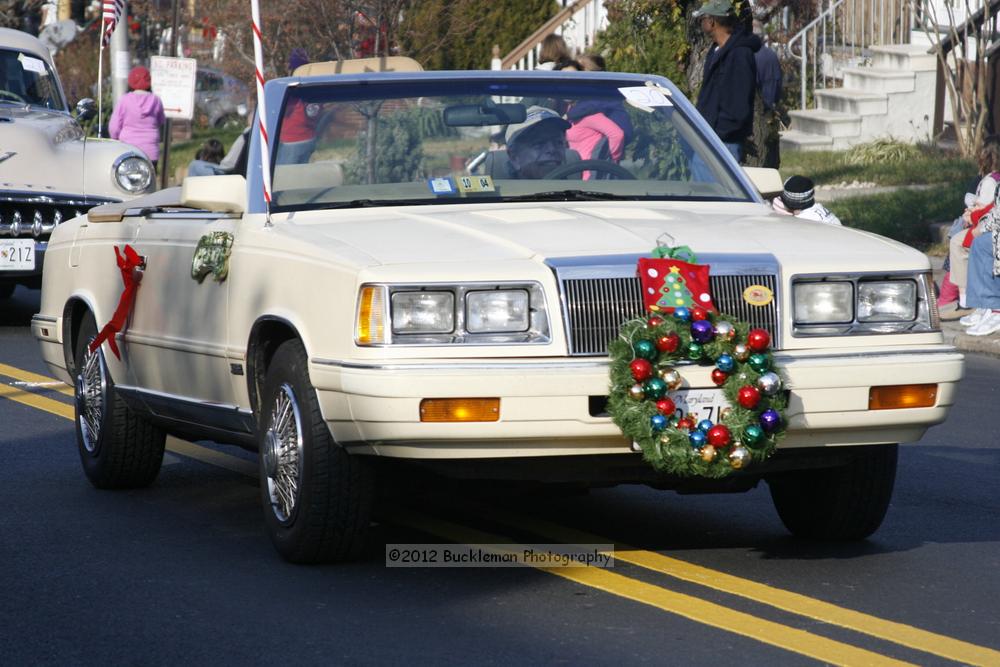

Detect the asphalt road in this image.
[2,286,999,666]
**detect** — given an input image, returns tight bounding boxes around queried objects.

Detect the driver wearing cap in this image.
[505,106,571,179]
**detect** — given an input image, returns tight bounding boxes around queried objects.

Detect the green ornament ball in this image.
[643,377,668,399]
[748,353,769,373]
[634,339,657,360]
[743,424,764,446]
[686,341,703,360]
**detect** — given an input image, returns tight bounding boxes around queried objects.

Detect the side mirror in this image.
[75,98,96,121]
[742,167,783,199]
[181,174,247,213]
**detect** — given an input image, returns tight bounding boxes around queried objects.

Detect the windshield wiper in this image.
[500,190,635,202]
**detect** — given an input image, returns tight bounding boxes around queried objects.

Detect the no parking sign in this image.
[150,55,197,121]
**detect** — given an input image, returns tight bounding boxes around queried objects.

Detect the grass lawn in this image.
[161,125,245,185]
[780,146,976,187]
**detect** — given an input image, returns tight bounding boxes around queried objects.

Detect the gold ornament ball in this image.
[719,407,733,421]
[733,343,750,362]
[715,321,736,340]
[700,445,717,462]
[659,367,682,390]
[628,384,645,400]
[729,446,751,469]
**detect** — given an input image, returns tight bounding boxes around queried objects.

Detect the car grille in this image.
[550,254,781,356]
[0,194,114,239]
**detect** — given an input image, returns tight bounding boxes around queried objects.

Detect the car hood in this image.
[283,201,927,274]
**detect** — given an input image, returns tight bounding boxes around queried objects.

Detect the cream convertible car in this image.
[34,68,963,562]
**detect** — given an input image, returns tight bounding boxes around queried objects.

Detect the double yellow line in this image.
[1,361,998,666]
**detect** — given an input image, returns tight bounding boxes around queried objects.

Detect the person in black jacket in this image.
[693,0,761,163]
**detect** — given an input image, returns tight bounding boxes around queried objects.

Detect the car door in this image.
[126,210,239,413]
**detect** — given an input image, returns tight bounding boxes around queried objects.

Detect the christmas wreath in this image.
[607,247,787,477]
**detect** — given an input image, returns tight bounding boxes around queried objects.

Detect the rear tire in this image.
[73,313,166,489]
[767,444,897,541]
[258,339,374,563]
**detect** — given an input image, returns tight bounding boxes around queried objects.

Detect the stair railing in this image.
[786,0,913,110]
[501,0,607,70]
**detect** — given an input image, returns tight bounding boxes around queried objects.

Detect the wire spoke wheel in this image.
[76,340,107,454]
[263,383,304,523]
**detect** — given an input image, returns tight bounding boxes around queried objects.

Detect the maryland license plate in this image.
[667,388,730,423]
[0,239,34,271]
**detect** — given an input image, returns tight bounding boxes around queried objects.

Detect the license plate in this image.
[0,239,34,271]
[668,388,729,423]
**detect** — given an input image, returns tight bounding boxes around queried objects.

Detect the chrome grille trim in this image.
[549,253,781,356]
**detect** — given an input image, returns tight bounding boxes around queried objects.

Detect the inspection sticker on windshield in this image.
[457,175,495,193]
[618,86,672,109]
[17,53,46,75]
[428,176,457,195]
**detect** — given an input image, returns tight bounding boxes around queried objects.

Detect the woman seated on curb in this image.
[960,222,1000,336]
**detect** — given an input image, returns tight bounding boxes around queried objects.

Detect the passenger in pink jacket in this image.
[109,66,166,163]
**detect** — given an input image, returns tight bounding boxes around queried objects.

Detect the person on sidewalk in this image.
[108,66,166,166]
[693,0,761,163]
[960,229,1000,335]
[770,176,842,225]
[942,137,1000,319]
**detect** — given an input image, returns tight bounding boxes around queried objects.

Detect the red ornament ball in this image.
[630,358,654,382]
[676,416,696,431]
[747,328,771,352]
[706,424,732,447]
[711,368,728,386]
[691,306,709,321]
[737,385,762,409]
[656,333,681,353]
[655,398,676,415]
[647,316,665,328]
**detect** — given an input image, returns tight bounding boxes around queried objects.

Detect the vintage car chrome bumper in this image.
[310,345,965,459]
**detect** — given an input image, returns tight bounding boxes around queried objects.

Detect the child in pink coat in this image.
[109,66,166,163]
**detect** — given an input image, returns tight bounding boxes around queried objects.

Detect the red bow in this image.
[89,244,143,360]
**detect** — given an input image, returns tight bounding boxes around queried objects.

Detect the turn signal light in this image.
[420,398,500,422]
[869,384,937,410]
[356,285,386,345]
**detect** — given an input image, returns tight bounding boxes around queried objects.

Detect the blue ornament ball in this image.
[674,307,691,322]
[650,414,668,432]
[690,319,715,344]
[716,353,735,373]
[697,419,714,432]
[688,430,706,448]
[759,408,781,433]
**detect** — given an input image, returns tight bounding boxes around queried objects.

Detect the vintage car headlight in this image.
[793,281,853,324]
[113,154,154,194]
[793,273,937,336]
[391,291,454,333]
[466,290,529,333]
[356,282,549,346]
[857,281,917,322]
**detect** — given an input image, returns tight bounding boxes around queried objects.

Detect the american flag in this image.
[101,0,125,47]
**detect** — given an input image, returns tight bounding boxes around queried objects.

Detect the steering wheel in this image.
[545,159,636,180]
[0,90,26,104]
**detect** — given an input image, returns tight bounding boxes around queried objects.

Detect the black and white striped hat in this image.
[781,175,815,211]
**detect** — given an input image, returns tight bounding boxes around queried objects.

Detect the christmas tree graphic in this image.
[656,266,695,310]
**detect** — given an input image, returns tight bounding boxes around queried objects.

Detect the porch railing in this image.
[500,0,607,70]
[786,0,913,110]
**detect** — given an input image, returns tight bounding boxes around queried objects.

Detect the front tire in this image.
[767,444,897,540]
[74,313,166,488]
[258,339,373,563]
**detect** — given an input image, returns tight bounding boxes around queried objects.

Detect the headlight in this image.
[793,273,937,336]
[391,291,454,333]
[857,281,917,322]
[793,281,853,323]
[356,282,550,346]
[113,154,154,194]
[466,290,529,333]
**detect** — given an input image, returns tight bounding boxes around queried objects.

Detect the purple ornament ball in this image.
[759,408,781,433]
[690,319,715,344]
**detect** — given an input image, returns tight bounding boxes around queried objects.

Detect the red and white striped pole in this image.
[250,0,272,207]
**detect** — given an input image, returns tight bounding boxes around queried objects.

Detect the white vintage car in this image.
[0,28,155,299]
[34,58,963,563]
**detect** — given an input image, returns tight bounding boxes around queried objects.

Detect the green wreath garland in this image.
[608,307,787,478]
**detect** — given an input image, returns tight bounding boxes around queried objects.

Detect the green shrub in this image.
[845,139,921,166]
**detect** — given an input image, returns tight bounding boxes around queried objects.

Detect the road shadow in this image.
[0,286,40,328]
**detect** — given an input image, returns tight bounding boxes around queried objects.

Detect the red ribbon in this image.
[89,244,143,360]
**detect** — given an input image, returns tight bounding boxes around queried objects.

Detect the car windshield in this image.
[269,77,752,211]
[0,48,65,111]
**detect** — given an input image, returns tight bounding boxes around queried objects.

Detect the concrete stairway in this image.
[781,44,937,151]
